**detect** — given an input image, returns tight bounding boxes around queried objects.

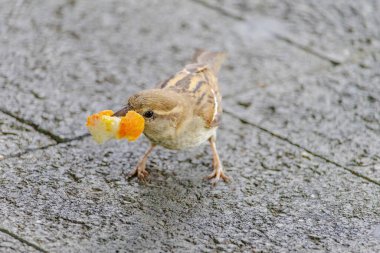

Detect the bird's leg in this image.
[128,144,156,182]
[207,136,229,184]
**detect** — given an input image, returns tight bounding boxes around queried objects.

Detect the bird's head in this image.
[113,89,188,141]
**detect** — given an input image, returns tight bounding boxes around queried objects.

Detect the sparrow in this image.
[113,49,229,184]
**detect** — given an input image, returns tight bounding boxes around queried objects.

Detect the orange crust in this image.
[117,111,145,141]
[86,110,114,127]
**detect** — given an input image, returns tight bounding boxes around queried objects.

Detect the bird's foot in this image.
[207,166,230,185]
[126,144,155,183]
[127,164,149,182]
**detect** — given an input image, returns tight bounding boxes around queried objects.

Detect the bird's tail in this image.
[192,49,226,74]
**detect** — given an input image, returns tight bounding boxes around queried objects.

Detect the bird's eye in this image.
[143,110,154,118]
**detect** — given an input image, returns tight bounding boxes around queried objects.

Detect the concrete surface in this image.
[0,0,379,252]
[206,0,380,63]
[226,52,380,182]
[0,112,55,158]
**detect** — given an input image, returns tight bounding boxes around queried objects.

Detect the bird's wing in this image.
[189,67,223,128]
[155,64,221,128]
[155,50,225,128]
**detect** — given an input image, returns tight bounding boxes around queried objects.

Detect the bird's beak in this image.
[112,105,130,117]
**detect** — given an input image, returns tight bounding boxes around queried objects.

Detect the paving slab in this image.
[0,0,328,140]
[204,0,380,63]
[1,114,379,252]
[225,52,380,182]
[0,112,55,158]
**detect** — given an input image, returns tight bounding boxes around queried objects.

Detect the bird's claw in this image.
[126,165,149,183]
[206,168,230,186]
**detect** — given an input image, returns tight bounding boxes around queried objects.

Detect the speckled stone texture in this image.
[0,112,55,158]
[204,0,380,63]
[1,0,379,252]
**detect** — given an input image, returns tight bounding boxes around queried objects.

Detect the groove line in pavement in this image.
[0,227,49,253]
[225,110,380,187]
[0,108,64,143]
[191,0,342,66]
[2,133,90,160]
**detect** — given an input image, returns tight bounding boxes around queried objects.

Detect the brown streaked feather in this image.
[154,50,225,128]
[193,80,205,93]
[155,70,189,89]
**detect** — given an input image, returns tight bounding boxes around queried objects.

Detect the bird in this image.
[113,49,229,184]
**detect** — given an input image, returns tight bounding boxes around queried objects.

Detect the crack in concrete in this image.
[224,109,380,187]
[191,0,244,21]
[0,108,64,143]
[191,0,342,66]
[273,34,341,65]
[0,227,49,253]
[3,133,90,160]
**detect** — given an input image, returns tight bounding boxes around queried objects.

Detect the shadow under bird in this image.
[113,49,229,184]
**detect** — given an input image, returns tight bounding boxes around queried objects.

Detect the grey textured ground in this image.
[0,0,379,252]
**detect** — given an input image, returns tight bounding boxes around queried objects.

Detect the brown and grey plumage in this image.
[113,49,229,183]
